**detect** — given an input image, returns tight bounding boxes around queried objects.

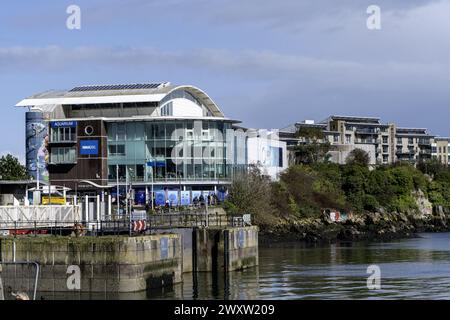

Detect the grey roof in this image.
[321,115,381,124]
[27,82,173,99]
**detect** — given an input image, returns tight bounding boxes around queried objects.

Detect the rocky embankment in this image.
[259,210,450,243]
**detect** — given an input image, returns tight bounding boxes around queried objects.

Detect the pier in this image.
[0,207,258,299]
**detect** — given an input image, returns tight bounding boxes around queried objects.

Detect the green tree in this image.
[346,148,370,167]
[292,127,331,165]
[225,164,276,226]
[0,154,28,181]
[417,158,445,178]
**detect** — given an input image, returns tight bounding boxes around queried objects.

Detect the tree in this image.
[0,154,28,181]
[346,148,370,166]
[225,164,276,226]
[293,126,331,165]
[417,158,445,178]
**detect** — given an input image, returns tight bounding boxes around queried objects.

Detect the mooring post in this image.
[0,264,4,301]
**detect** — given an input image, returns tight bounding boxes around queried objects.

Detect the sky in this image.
[1,0,450,163]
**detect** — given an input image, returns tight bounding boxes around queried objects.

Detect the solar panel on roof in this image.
[69,83,163,92]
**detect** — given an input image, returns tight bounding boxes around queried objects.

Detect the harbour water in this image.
[146,232,450,300]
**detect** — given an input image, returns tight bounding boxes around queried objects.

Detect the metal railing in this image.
[0,212,252,236]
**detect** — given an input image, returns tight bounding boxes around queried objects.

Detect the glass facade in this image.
[106,120,242,183]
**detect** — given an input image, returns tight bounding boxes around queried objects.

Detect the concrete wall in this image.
[0,234,182,294]
[154,228,194,273]
[194,226,258,272]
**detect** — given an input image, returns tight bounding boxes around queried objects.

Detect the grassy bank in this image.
[224,160,450,242]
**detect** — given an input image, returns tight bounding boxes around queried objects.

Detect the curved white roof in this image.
[15,83,225,118]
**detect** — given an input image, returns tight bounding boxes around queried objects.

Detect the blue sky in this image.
[1,0,450,162]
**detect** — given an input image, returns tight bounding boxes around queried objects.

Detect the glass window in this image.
[117,123,126,140]
[51,147,76,163]
[126,123,135,141]
[108,123,117,141]
[135,122,144,141]
[382,136,388,144]
[345,134,351,144]
[51,126,76,142]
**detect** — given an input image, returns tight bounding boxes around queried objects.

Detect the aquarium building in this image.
[16,82,258,205]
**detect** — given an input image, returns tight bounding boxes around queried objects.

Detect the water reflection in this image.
[38,233,450,300]
[158,233,450,300]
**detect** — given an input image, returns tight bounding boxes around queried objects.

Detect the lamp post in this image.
[116,164,120,217]
[146,158,155,211]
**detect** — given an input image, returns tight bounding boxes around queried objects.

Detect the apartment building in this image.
[431,137,450,165]
[281,115,437,167]
[395,128,434,164]
[322,115,396,165]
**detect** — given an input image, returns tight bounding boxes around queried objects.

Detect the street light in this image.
[146,158,155,211]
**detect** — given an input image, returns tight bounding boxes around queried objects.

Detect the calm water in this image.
[146,232,450,300]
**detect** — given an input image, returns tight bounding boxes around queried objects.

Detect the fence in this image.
[0,211,251,236]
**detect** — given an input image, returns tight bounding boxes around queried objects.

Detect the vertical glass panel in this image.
[135,141,145,160]
[176,162,185,180]
[166,160,176,180]
[108,123,117,141]
[135,122,144,141]
[195,164,202,179]
[117,123,126,141]
[136,164,144,181]
[166,123,176,139]
[186,164,194,179]
[126,122,136,141]
[155,123,165,139]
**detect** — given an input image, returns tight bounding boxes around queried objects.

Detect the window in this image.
[397,137,402,144]
[382,136,388,144]
[345,134,351,144]
[333,135,339,143]
[108,144,125,156]
[383,146,388,153]
[408,137,414,144]
[51,126,76,142]
[161,102,173,116]
[51,147,76,164]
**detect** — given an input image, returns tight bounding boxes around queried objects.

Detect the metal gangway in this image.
[0,205,81,233]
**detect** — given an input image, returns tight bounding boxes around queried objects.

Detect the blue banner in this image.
[146,160,166,167]
[80,140,99,155]
[51,121,78,128]
[135,189,146,205]
[192,191,201,201]
[180,191,190,206]
[155,191,166,206]
[168,191,179,206]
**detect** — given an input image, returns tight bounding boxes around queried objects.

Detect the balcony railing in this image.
[355,128,379,135]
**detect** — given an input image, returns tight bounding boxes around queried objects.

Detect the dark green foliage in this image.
[345,148,370,166]
[292,143,331,165]
[417,158,445,178]
[292,126,331,165]
[0,154,28,181]
[226,158,450,222]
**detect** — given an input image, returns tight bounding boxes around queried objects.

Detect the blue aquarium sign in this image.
[80,140,99,155]
[50,121,78,128]
[146,160,166,167]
